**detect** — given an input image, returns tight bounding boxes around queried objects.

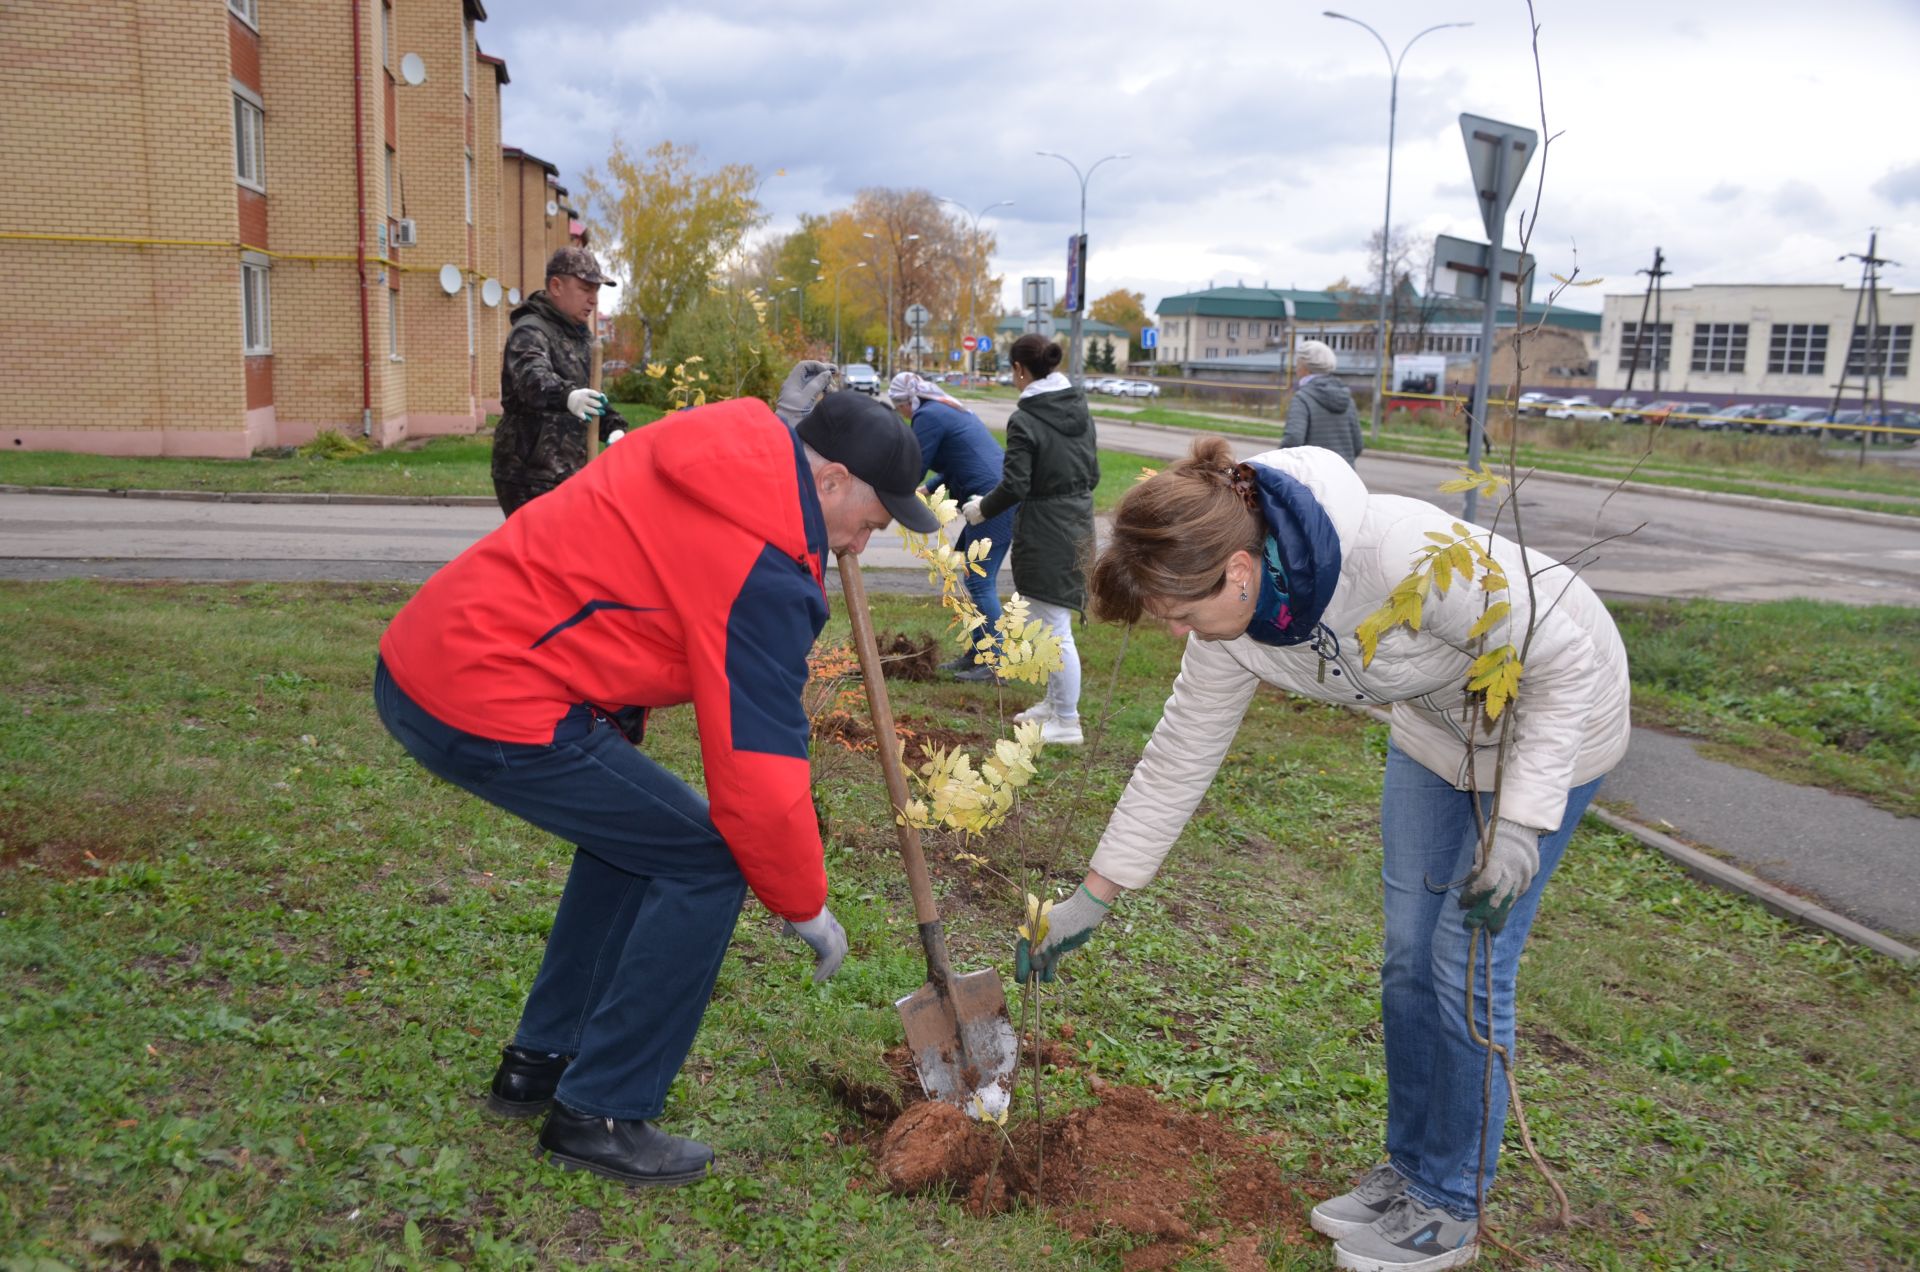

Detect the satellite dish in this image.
[399,52,427,86]
[507,287,521,305]
[545,199,559,217]
[481,278,503,307]
[437,264,463,295]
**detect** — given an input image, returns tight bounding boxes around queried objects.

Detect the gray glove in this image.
[1460,818,1541,932]
[782,906,847,983]
[1014,885,1111,983]
[773,360,837,426]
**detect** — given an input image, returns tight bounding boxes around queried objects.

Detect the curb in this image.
[1348,704,1916,964]
[1083,417,1920,528]
[0,484,497,508]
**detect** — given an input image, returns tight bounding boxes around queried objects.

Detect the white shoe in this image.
[1012,700,1054,725]
[1039,717,1083,746]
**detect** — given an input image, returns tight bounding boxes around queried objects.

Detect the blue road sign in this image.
[1141,327,1159,349]
[864,345,875,361]
[951,349,963,362]
[977,336,993,352]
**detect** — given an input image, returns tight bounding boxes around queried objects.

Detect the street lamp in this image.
[1036,151,1129,382]
[1324,10,1472,439]
[937,196,1013,382]
[831,260,869,368]
[862,230,920,378]
[772,283,800,332]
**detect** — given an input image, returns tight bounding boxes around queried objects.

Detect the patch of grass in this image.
[0,581,1914,1268]
[1,405,665,498]
[1610,598,1920,817]
[1092,449,1167,513]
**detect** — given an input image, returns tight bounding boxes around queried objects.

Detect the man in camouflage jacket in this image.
[492,247,630,515]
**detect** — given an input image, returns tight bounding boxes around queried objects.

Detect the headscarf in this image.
[887,372,962,414]
[1226,461,1342,647]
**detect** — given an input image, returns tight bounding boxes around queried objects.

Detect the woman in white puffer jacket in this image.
[1015,436,1629,1272]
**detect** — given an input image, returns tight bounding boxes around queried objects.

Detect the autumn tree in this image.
[1090,288,1150,360]
[578,139,761,364]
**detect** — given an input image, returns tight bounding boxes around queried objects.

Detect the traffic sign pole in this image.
[1460,117,1534,524]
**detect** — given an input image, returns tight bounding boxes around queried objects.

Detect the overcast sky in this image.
[475,0,1920,324]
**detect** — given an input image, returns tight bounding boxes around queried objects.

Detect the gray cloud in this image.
[1705,182,1743,204]
[1872,162,1920,206]
[1769,180,1834,226]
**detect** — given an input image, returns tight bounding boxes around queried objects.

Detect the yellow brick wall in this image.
[0,0,244,450]
[475,61,505,404]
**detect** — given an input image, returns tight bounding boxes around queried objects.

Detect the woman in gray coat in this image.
[960,334,1099,744]
[1283,339,1365,465]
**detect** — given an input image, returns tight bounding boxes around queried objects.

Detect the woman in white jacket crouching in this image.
[1015,436,1630,1272]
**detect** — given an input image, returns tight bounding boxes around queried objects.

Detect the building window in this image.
[1691,322,1748,374]
[1767,323,1827,375]
[465,151,474,225]
[466,283,476,356]
[388,287,401,359]
[462,19,473,97]
[1226,321,1240,339]
[1206,320,1219,337]
[1224,348,1239,358]
[228,0,258,27]
[380,2,393,69]
[241,257,271,354]
[1846,324,1913,379]
[1619,321,1671,373]
[1205,347,1219,358]
[232,88,265,191]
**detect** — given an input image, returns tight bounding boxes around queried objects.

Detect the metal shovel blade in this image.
[896,969,1020,1111]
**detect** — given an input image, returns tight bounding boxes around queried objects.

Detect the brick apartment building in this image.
[0,0,582,458]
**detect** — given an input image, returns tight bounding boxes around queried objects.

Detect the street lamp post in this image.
[1036,151,1129,383]
[936,196,1013,383]
[862,230,920,379]
[831,260,869,368]
[1324,10,1472,440]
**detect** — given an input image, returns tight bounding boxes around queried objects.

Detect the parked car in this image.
[1517,391,1561,415]
[1636,399,1686,426]
[1765,405,1829,437]
[1660,400,1717,428]
[601,359,631,376]
[1545,396,1615,422]
[1696,403,1759,432]
[994,372,1014,386]
[1120,379,1161,398]
[842,363,880,395]
[1609,394,1647,421]
[1742,403,1794,433]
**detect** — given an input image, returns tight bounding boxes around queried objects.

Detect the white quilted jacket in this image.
[1087,447,1632,891]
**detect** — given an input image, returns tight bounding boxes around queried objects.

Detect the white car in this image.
[1120,379,1161,398]
[1517,391,1561,415]
[841,363,880,395]
[1545,396,1614,422]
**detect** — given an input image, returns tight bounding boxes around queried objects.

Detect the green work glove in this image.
[1015,885,1111,984]
[1460,818,1542,933]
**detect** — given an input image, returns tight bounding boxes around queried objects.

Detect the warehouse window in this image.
[232,87,265,191]
[1690,322,1748,374]
[241,256,272,354]
[1767,324,1827,375]
[228,0,257,28]
[1846,324,1913,379]
[1619,321,1671,373]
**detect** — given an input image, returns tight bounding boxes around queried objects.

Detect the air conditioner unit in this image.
[393,219,419,248]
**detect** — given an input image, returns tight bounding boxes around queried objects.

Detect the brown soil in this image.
[875,630,944,682]
[857,1048,1315,1268]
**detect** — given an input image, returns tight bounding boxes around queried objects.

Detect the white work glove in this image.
[960,495,986,526]
[1460,818,1542,932]
[566,388,608,421]
[782,906,848,983]
[774,360,837,426]
[606,429,626,445]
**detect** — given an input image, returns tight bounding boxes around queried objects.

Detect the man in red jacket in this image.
[374,365,937,1185]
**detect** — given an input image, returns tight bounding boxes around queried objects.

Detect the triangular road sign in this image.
[1459,113,1538,241]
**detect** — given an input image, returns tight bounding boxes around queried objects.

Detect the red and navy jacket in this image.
[380,398,831,921]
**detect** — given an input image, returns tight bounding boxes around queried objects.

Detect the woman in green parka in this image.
[960,334,1100,744]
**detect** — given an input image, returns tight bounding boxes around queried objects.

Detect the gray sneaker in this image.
[1310,1162,1408,1238]
[1332,1193,1479,1271]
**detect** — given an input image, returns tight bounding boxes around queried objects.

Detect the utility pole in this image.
[862,230,919,379]
[1037,151,1129,383]
[1832,231,1899,465]
[1622,247,1669,397]
[830,260,869,369]
[937,196,1013,383]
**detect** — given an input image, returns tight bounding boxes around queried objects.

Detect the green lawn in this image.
[1,581,1913,1268]
[1609,598,1920,818]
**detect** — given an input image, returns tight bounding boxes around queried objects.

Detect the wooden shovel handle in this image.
[837,550,942,932]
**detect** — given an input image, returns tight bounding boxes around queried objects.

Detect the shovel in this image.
[836,549,1019,1117]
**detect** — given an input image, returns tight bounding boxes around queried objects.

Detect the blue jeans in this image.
[1378,742,1602,1218]
[958,507,1013,664]
[373,659,747,1121]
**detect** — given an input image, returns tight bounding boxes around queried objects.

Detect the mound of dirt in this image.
[876,631,942,682]
[859,1050,1312,1270]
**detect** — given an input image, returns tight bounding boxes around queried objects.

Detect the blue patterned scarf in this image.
[1238,462,1342,647]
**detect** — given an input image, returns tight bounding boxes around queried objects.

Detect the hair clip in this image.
[1225,463,1261,513]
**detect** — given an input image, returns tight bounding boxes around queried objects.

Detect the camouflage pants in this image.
[493,477,559,517]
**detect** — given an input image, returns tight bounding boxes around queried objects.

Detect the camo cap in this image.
[545,246,617,288]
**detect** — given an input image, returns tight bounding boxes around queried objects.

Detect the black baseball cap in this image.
[796,391,942,533]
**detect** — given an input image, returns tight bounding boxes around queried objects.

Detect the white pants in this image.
[1031,600,1081,721]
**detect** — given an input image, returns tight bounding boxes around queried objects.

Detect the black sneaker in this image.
[485,1045,571,1119]
[537,1102,715,1187]
[951,664,999,683]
